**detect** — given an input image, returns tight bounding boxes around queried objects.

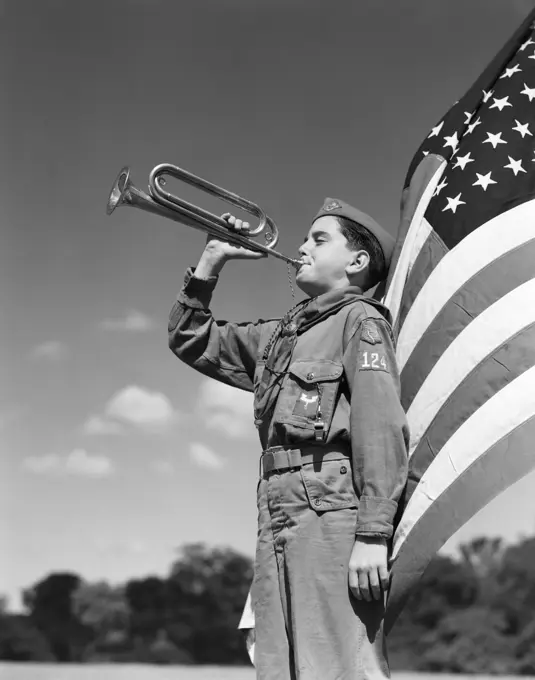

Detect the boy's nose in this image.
[298,244,308,257]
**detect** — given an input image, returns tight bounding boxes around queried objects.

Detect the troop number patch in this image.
[358,350,389,373]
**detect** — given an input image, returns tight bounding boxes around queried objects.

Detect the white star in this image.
[434,178,448,197]
[473,172,497,191]
[466,117,482,135]
[500,64,522,79]
[520,37,535,51]
[443,193,466,214]
[489,96,513,111]
[521,83,535,101]
[482,89,494,102]
[423,150,429,156]
[504,156,526,176]
[443,131,459,152]
[483,131,507,149]
[452,152,475,170]
[512,120,533,138]
[428,121,444,138]
[464,111,474,124]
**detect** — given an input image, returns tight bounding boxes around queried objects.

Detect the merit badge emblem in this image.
[361,319,382,345]
[323,200,342,212]
[293,391,318,418]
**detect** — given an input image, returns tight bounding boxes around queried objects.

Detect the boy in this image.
[168,198,409,680]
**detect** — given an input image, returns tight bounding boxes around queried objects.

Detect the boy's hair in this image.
[336,217,387,290]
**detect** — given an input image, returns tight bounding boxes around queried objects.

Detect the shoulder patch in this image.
[360,319,383,345]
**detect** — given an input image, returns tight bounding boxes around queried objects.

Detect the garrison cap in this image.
[313,198,395,268]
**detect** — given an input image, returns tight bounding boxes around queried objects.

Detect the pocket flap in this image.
[289,360,343,384]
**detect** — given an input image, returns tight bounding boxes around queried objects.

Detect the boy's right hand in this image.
[203,213,267,262]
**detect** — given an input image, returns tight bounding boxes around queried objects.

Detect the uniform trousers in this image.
[251,455,390,680]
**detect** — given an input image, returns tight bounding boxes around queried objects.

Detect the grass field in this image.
[0,666,532,680]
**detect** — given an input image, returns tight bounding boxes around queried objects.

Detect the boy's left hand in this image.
[348,536,389,602]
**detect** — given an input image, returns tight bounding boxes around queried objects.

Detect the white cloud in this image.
[189,442,226,471]
[23,449,114,478]
[30,341,66,361]
[23,454,62,474]
[99,310,154,332]
[83,415,124,436]
[65,449,114,477]
[197,379,256,439]
[105,385,176,431]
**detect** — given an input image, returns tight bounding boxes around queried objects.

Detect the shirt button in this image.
[306,372,315,380]
[340,466,347,474]
[314,498,321,506]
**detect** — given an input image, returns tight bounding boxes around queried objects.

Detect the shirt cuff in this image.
[177,267,219,310]
[355,496,398,539]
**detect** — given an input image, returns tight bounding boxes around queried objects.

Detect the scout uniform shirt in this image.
[168,268,409,539]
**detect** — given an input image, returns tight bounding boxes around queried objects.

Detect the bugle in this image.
[106,164,300,268]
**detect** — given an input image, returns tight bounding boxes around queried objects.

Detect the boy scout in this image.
[168,198,409,680]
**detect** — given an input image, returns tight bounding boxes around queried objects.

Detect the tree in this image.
[23,572,90,661]
[125,576,168,642]
[72,581,131,661]
[419,607,514,674]
[167,543,253,664]
[0,613,55,662]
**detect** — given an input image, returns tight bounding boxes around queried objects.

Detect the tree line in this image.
[0,536,534,673]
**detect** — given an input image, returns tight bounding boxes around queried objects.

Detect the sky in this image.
[2,0,535,612]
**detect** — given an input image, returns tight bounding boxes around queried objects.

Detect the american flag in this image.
[383,8,535,632]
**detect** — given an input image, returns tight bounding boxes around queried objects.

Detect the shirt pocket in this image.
[273,359,344,441]
[301,459,358,511]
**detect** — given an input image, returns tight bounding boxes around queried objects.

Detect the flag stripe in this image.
[384,160,446,326]
[385,414,535,635]
[400,237,535,411]
[397,199,535,370]
[406,277,535,457]
[384,155,446,303]
[393,226,449,335]
[393,363,535,559]
[408,321,535,504]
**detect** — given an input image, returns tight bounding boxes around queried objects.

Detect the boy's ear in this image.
[346,249,370,275]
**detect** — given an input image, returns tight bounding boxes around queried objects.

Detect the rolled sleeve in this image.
[168,268,276,392]
[343,314,409,539]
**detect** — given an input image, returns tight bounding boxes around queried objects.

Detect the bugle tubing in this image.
[106,165,300,268]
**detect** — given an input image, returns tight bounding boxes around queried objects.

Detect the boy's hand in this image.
[348,536,389,602]
[203,212,267,261]
[194,213,266,279]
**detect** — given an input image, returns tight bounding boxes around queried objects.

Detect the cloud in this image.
[30,341,66,361]
[189,442,226,471]
[105,386,176,431]
[23,449,114,478]
[99,310,154,332]
[83,415,124,436]
[197,379,256,439]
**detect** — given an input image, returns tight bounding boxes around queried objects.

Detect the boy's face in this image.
[296,216,359,297]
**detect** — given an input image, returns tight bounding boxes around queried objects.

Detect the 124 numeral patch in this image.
[358,350,389,373]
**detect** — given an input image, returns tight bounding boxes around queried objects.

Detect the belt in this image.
[260,445,350,476]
